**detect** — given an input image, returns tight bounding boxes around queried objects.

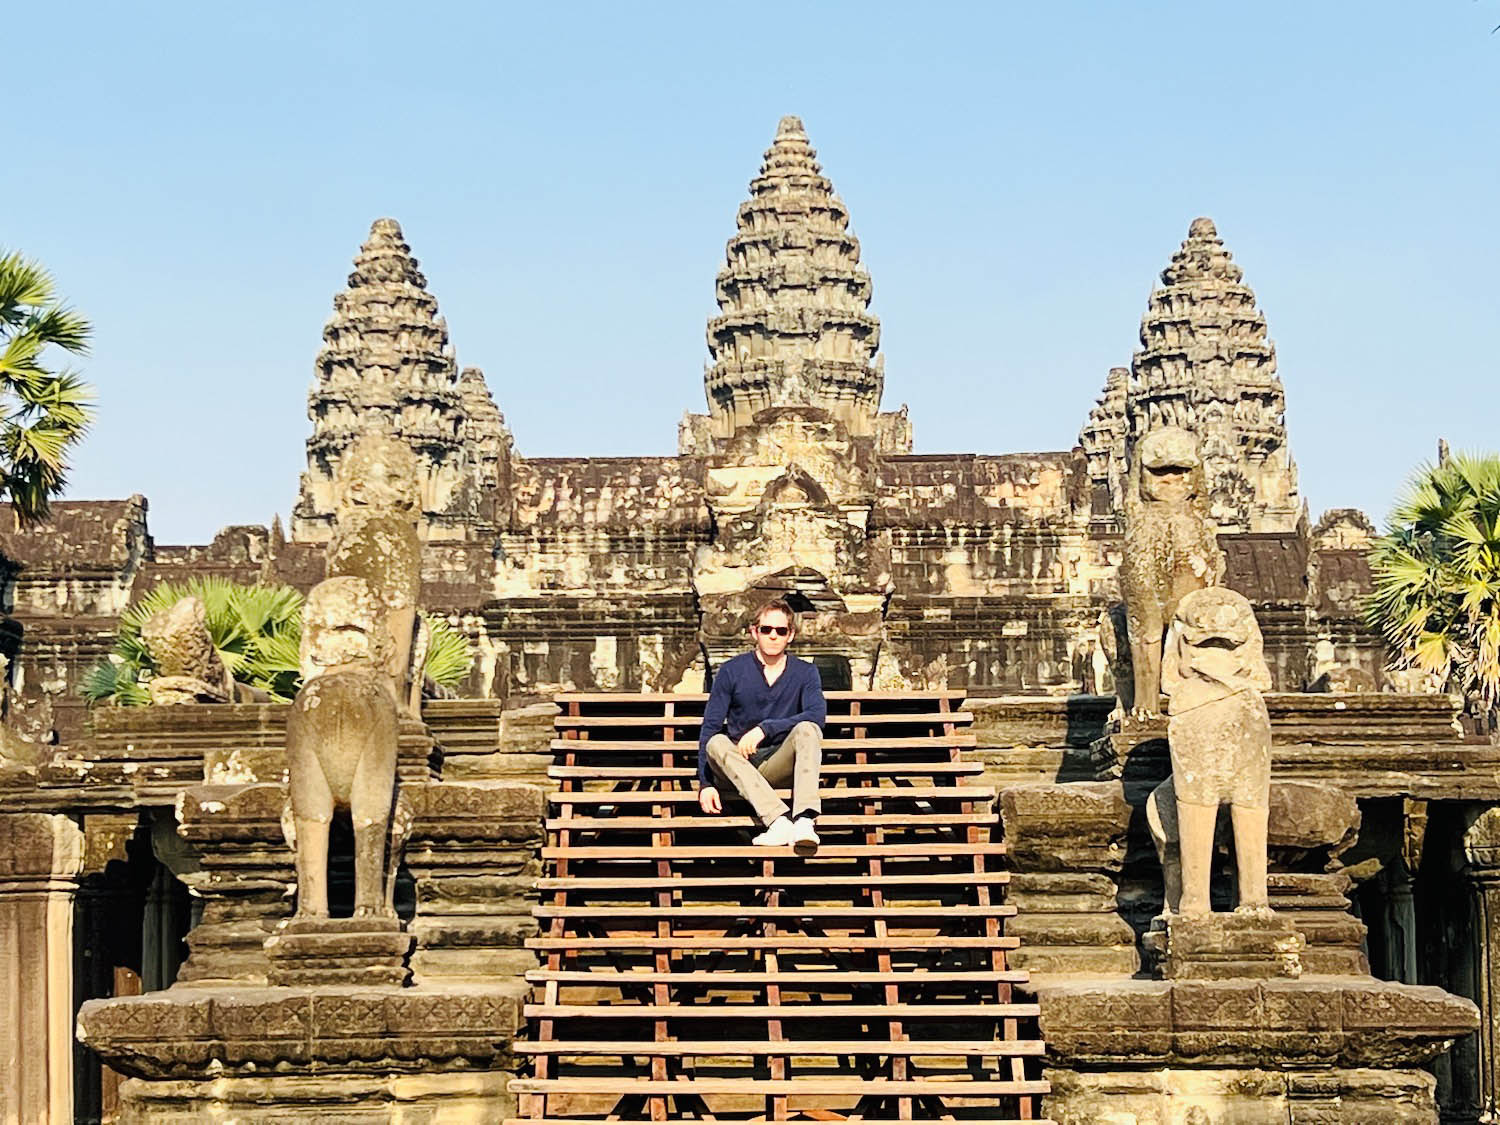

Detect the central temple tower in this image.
[681,116,910,454]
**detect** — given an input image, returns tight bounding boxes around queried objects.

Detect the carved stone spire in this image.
[1080,366,1130,516]
[457,365,514,525]
[293,219,482,542]
[700,116,897,446]
[1080,218,1302,533]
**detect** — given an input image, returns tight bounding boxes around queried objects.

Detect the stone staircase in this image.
[506,690,1050,1123]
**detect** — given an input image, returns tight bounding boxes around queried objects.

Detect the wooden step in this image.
[506,1118,1052,1125]
[528,935,1022,952]
[554,690,971,704]
[529,1003,1040,1021]
[556,712,972,729]
[547,812,995,831]
[510,1077,1049,1095]
[513,1036,1042,1056]
[548,760,985,779]
[548,785,994,805]
[527,968,1029,987]
[534,904,1017,922]
[543,842,1007,860]
[535,870,1011,891]
[549,736,976,752]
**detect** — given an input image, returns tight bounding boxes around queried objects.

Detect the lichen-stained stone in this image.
[1119,427,1226,718]
[1038,975,1477,1123]
[1000,781,1140,976]
[1037,976,1477,1069]
[140,596,233,704]
[76,982,526,1079]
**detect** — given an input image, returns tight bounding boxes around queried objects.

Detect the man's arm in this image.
[697,668,733,788]
[757,663,826,742]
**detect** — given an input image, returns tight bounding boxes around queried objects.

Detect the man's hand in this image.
[698,786,723,815]
[736,726,765,758]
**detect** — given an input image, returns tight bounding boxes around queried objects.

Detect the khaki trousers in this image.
[706,720,822,827]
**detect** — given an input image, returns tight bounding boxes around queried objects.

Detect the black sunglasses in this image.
[755,625,791,637]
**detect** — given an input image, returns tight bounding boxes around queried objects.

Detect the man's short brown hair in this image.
[752,598,796,629]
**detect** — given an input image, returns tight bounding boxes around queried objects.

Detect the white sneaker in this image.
[752,816,796,847]
[792,816,819,855]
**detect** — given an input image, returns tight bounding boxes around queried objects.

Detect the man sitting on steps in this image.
[697,598,826,855]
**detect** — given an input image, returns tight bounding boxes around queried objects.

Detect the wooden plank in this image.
[555,712,973,728]
[504,1118,1054,1125]
[552,690,971,704]
[545,785,995,805]
[527,969,1030,987]
[526,935,1023,951]
[547,761,985,779]
[510,1077,1050,1095]
[542,842,1008,860]
[547,735,977,751]
[511,1038,1045,1056]
[546,812,995,830]
[533,870,1011,891]
[533,904,1018,920]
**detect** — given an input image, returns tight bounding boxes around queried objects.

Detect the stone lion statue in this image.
[1153,585,1273,917]
[285,434,425,921]
[1119,426,1225,718]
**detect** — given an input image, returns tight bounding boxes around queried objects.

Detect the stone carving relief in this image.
[139,595,235,704]
[691,407,892,682]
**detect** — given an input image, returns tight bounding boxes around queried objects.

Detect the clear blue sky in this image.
[7,2,1497,543]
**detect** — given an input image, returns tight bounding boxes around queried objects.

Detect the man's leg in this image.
[768,721,821,820]
[706,734,789,827]
[757,723,822,854]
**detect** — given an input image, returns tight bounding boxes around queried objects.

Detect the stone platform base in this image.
[77,981,527,1124]
[114,1071,514,1124]
[1046,1065,1438,1125]
[1035,975,1478,1125]
[1146,908,1306,980]
[265,915,414,987]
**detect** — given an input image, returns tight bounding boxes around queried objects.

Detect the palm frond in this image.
[0,252,54,319]
[421,614,473,688]
[1370,453,1500,720]
[80,658,150,706]
[27,305,90,355]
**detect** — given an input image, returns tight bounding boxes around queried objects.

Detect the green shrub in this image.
[83,577,474,706]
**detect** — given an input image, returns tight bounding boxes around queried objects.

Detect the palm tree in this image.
[1366,452,1500,730]
[0,252,94,524]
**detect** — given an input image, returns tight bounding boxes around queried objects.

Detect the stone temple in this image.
[0,116,1496,1122]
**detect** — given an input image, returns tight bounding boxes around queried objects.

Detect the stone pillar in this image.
[1463,806,1500,1122]
[0,812,85,1125]
[998,781,1139,976]
[404,782,544,982]
[1387,860,1420,984]
[173,784,293,984]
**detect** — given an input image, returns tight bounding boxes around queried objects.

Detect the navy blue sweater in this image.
[697,652,826,786]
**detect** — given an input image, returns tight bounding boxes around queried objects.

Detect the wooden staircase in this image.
[506,690,1050,1123]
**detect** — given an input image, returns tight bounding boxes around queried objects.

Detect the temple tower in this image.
[457,365,514,527]
[1082,218,1302,533]
[682,116,910,454]
[292,219,508,542]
